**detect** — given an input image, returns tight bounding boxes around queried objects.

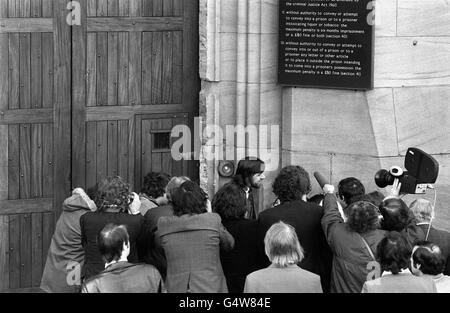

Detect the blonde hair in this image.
[264,221,304,267]
[410,198,434,222]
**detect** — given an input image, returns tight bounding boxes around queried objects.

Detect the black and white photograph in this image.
[0,0,449,304]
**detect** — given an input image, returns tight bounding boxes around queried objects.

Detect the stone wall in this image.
[282,0,450,230]
[199,0,282,207]
[199,0,450,230]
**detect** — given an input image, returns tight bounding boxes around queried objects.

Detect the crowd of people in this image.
[40,157,450,293]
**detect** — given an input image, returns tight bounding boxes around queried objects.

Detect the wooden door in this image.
[0,0,71,291]
[72,0,199,191]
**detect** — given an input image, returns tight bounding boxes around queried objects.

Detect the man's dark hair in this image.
[233,157,265,187]
[272,166,311,203]
[346,201,380,234]
[212,183,247,220]
[94,176,131,213]
[379,198,410,231]
[171,181,208,216]
[97,224,129,264]
[377,231,411,275]
[141,172,171,198]
[350,191,385,207]
[338,177,365,205]
[412,241,445,275]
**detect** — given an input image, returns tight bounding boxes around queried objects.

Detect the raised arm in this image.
[321,185,344,241]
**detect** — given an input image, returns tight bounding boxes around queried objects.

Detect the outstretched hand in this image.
[388,178,402,197]
[323,184,335,194]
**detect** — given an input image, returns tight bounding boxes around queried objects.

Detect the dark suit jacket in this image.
[80,211,144,279]
[157,212,234,293]
[139,204,174,279]
[414,224,450,275]
[81,262,164,293]
[144,204,174,233]
[258,200,333,293]
[221,218,259,293]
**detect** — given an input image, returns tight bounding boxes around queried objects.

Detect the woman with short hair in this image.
[156,181,234,293]
[244,222,323,293]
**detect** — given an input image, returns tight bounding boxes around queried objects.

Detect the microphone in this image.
[314,172,329,189]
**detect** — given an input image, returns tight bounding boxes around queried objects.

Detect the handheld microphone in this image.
[314,172,329,189]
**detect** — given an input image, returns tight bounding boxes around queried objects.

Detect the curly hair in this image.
[212,183,247,220]
[346,201,381,234]
[141,172,171,198]
[272,166,311,203]
[94,176,131,213]
[377,231,411,275]
[171,181,208,216]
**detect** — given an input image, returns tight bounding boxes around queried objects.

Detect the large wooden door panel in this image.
[73,0,199,190]
[0,0,70,291]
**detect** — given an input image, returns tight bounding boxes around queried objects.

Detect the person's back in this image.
[258,200,332,291]
[244,265,322,293]
[144,204,174,233]
[221,218,259,293]
[157,213,231,293]
[247,221,322,293]
[81,211,143,279]
[417,225,450,275]
[328,224,386,293]
[434,274,450,293]
[321,192,387,293]
[82,262,163,293]
[81,224,163,293]
[362,272,436,293]
[41,189,96,293]
[409,199,450,275]
[363,231,437,293]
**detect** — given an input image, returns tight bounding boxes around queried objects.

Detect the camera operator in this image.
[378,180,426,248]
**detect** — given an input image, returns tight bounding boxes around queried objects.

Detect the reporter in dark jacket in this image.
[80,176,144,280]
[213,183,259,293]
[409,199,450,275]
[257,166,332,292]
[82,224,164,293]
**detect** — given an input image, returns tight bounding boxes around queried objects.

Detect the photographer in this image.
[378,180,424,249]
[80,176,144,280]
[321,182,388,293]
